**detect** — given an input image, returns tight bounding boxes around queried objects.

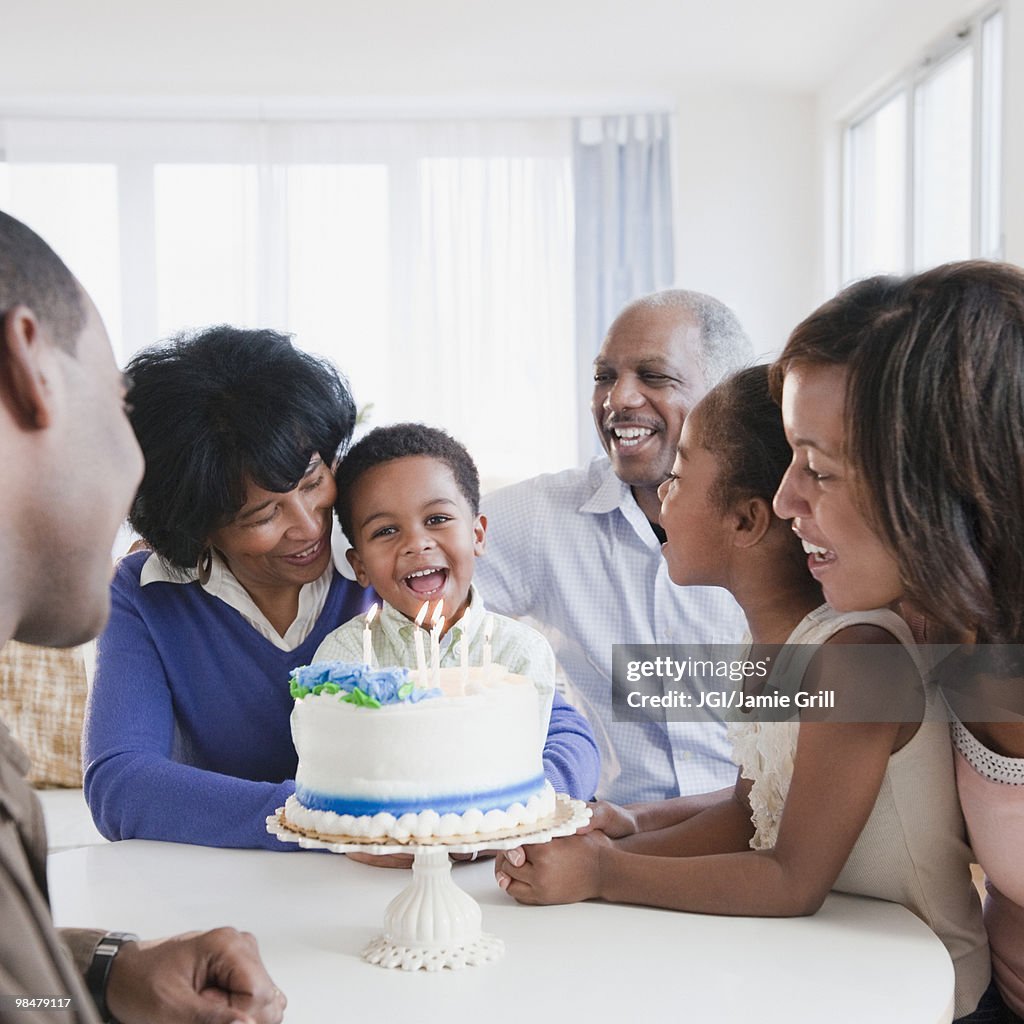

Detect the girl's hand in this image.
[494,832,612,905]
[578,800,638,838]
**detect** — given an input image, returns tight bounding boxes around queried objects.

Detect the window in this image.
[0,117,576,489]
[0,162,122,343]
[842,5,1003,282]
[913,45,974,269]
[845,93,907,278]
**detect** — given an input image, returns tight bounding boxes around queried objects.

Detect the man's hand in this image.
[493,832,611,905]
[105,928,285,1024]
[577,800,637,838]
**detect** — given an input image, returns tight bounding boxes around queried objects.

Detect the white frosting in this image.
[288,665,555,841]
[284,783,557,841]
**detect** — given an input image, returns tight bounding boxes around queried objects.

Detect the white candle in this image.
[482,613,494,668]
[414,602,429,684]
[459,622,469,694]
[430,602,444,689]
[436,614,444,688]
[363,603,378,666]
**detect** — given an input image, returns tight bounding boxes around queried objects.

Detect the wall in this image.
[674,88,817,356]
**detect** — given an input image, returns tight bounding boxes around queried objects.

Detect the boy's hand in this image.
[493,832,611,905]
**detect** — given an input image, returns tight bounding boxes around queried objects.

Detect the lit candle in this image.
[414,602,429,684]
[482,614,494,668]
[363,603,378,666]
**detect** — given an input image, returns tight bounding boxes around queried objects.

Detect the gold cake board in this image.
[272,792,581,849]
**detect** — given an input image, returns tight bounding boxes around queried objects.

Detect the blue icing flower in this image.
[407,686,443,703]
[361,673,400,704]
[289,661,440,706]
[289,661,366,691]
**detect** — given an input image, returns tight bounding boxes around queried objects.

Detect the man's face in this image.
[591,306,708,492]
[38,292,144,644]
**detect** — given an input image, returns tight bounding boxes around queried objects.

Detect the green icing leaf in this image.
[398,682,414,700]
[341,687,382,709]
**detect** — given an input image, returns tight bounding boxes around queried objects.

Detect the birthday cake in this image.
[282,662,557,843]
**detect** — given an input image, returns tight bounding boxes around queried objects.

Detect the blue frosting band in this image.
[296,775,547,818]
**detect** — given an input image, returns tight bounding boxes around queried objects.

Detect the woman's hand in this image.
[345,851,415,869]
[494,832,612,905]
[345,850,494,868]
[450,851,494,863]
[105,928,285,1024]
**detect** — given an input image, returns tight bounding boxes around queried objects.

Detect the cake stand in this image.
[267,793,590,971]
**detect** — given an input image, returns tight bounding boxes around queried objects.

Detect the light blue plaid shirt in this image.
[477,457,748,804]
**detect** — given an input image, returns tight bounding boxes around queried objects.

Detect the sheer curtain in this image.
[0,117,575,488]
[1,110,670,484]
[573,113,674,462]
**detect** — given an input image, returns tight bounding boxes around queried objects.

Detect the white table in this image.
[49,840,954,1023]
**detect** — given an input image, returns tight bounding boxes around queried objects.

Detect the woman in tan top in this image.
[770,263,1024,1022]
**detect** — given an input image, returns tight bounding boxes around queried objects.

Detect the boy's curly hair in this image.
[335,423,480,545]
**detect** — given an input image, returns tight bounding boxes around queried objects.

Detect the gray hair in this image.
[618,288,753,387]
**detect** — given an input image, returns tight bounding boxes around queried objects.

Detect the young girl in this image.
[772,263,1024,1023]
[495,364,989,1020]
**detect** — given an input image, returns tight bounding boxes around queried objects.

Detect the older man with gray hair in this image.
[476,289,752,810]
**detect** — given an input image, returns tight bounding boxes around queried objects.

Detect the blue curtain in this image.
[573,112,675,462]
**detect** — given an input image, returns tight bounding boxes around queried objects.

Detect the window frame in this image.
[841,2,1004,283]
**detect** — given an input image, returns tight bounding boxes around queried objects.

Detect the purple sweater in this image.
[84,553,599,850]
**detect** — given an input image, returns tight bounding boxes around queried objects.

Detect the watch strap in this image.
[84,931,138,1024]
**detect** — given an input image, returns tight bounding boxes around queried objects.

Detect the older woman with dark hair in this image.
[84,325,374,849]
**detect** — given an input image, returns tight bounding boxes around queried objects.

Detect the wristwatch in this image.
[84,931,138,1024]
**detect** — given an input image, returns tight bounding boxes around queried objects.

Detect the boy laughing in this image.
[313,423,599,799]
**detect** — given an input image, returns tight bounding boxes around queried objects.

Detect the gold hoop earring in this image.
[197,547,213,585]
